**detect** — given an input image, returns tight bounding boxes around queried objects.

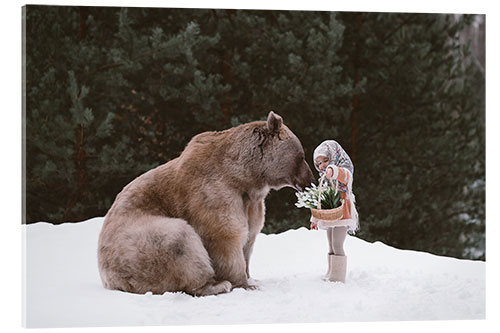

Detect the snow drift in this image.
[22,217,485,328]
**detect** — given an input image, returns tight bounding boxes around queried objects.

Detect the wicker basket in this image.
[310,174,344,222]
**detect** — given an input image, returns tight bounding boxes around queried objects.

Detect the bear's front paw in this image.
[247,278,260,290]
[239,279,259,291]
[231,279,257,291]
[217,280,232,293]
[194,280,232,296]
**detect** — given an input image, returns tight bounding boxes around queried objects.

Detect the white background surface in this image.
[3,0,499,332]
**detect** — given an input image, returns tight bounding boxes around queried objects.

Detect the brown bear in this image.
[97,111,313,296]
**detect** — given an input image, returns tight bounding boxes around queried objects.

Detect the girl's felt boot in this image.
[323,253,333,280]
[326,254,347,283]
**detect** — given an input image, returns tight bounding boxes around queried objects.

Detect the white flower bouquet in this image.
[295,182,341,210]
[295,176,344,222]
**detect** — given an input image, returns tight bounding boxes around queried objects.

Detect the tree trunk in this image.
[221,52,233,125]
[64,7,89,221]
[350,13,363,164]
[220,9,236,126]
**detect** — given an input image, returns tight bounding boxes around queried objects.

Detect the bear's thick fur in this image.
[97,111,313,296]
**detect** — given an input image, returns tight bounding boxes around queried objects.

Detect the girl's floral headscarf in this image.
[313,140,354,175]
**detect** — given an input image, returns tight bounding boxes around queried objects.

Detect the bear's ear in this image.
[266,111,283,133]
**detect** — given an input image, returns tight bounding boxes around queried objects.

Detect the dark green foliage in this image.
[24,6,484,260]
[320,187,342,210]
[337,13,485,260]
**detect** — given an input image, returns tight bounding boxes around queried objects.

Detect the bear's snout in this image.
[294,160,314,191]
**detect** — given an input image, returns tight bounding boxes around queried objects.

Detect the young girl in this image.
[311,140,359,283]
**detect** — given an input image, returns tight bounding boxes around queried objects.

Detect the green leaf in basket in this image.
[320,186,341,209]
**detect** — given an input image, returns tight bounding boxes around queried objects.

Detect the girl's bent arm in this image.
[326,165,351,187]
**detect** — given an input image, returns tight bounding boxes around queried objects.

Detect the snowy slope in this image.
[22,217,485,328]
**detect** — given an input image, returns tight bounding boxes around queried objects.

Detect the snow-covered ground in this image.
[22,217,485,328]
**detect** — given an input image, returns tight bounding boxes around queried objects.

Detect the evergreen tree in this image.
[198,10,355,232]
[24,6,484,260]
[337,13,485,259]
[25,6,354,225]
[25,6,228,222]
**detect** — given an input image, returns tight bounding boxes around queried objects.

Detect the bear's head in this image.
[251,111,314,192]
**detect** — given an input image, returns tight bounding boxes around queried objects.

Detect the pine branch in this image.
[381,14,417,44]
[92,48,169,75]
